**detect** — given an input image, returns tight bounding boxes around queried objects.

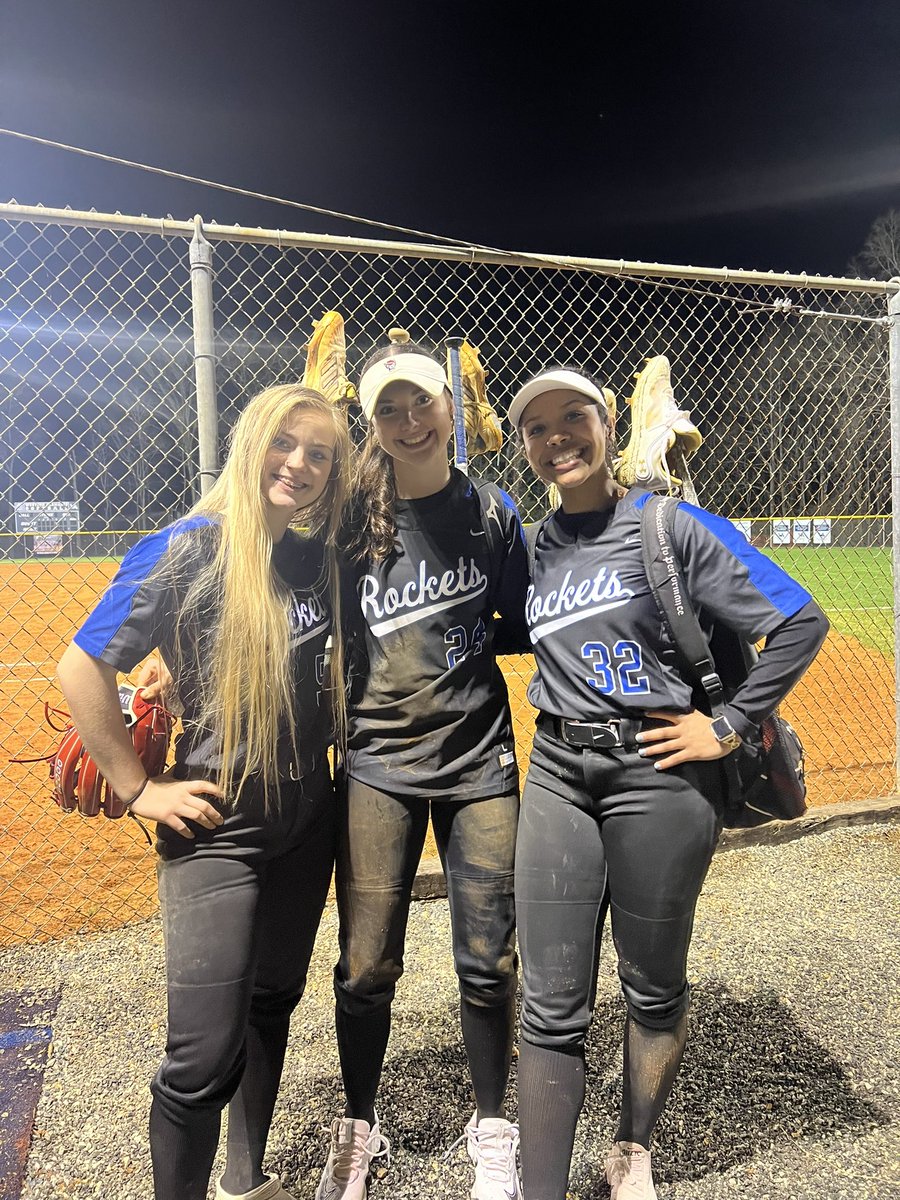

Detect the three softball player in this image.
[55,348,828,1200]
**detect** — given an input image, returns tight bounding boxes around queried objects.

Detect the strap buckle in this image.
[699,670,725,707]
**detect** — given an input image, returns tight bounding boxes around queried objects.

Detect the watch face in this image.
[712,716,739,746]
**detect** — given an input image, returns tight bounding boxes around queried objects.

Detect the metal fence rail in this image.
[1,201,897,944]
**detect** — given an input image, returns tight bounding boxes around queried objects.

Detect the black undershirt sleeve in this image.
[492,534,531,655]
[724,599,830,740]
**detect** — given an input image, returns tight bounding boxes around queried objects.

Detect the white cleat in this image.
[615,355,702,495]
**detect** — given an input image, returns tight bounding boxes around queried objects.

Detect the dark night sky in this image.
[1,0,899,276]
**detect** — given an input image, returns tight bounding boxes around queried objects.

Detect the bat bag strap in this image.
[640,494,743,816]
[524,516,548,576]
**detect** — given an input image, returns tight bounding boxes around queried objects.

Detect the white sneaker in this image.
[315,1116,390,1200]
[606,1140,657,1200]
[615,354,703,494]
[215,1174,296,1200]
[463,1112,523,1200]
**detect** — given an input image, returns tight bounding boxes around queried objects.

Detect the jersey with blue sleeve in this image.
[526,489,813,723]
[73,518,332,781]
[344,469,528,799]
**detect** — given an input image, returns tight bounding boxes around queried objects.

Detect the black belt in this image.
[538,713,646,750]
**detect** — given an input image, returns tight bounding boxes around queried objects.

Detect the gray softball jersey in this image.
[74,517,333,782]
[343,470,529,799]
[526,489,816,728]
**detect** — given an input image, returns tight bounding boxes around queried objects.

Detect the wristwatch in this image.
[710,715,742,751]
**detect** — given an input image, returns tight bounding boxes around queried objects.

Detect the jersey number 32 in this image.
[581,640,649,696]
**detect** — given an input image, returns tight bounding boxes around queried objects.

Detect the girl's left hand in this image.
[635,709,738,770]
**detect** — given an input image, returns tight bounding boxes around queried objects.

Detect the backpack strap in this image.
[639,495,726,719]
[524,518,544,575]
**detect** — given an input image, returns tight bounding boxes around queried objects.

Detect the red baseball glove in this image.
[38,684,174,819]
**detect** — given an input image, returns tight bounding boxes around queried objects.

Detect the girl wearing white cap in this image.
[315,331,530,1200]
[506,365,828,1200]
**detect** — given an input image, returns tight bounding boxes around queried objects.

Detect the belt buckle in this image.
[564,719,620,749]
[590,720,621,749]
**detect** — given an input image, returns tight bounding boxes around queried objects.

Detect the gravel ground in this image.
[2,823,899,1200]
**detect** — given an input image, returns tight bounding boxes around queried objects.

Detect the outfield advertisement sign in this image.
[32,535,65,556]
[792,519,811,545]
[729,517,833,547]
[812,519,832,545]
[771,518,791,545]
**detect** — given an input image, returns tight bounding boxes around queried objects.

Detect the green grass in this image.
[768,547,892,655]
[1,546,896,654]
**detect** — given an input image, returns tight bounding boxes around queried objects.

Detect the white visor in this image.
[508,368,607,431]
[358,353,449,421]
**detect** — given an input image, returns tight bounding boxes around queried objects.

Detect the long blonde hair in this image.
[171,384,350,805]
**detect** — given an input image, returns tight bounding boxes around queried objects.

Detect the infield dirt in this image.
[1,560,893,946]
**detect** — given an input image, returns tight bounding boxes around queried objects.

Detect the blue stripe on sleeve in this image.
[73,515,214,660]
[497,487,526,545]
[497,487,517,514]
[678,501,812,617]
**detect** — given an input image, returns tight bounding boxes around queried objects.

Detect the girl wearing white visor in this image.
[507,364,828,1200]
[315,329,530,1200]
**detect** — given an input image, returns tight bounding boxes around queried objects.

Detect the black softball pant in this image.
[149,765,335,1200]
[333,779,519,1014]
[516,727,722,1049]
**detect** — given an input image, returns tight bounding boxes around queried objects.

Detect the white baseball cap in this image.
[508,368,607,431]
[358,352,449,421]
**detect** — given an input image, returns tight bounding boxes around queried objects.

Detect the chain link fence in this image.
[1,202,897,945]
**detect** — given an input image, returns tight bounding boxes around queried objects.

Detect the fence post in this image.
[189,215,219,496]
[889,281,900,793]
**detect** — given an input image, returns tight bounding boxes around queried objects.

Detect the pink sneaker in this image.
[216,1174,296,1199]
[315,1115,390,1200]
[605,1140,657,1200]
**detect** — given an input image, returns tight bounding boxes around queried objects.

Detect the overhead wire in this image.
[0,127,508,254]
[1,127,893,328]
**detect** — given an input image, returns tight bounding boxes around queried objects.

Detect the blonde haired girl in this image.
[58,384,350,1200]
